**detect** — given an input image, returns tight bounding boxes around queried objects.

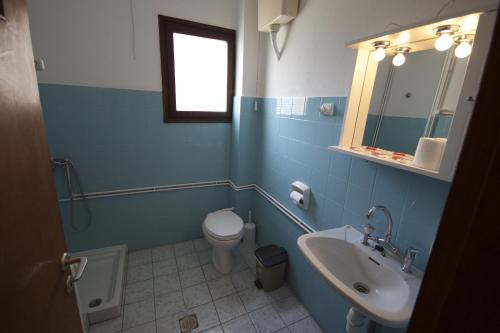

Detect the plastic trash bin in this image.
[254,245,288,291]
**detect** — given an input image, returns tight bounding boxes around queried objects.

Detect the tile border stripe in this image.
[58,180,315,234]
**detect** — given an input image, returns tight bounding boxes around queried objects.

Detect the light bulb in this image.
[435,33,454,51]
[392,53,406,66]
[372,47,386,62]
[454,41,472,58]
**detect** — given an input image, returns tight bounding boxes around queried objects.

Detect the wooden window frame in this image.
[158,15,235,123]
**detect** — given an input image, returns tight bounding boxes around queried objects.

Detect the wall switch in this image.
[319,103,335,116]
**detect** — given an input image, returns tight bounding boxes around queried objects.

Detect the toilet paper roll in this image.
[290,191,304,205]
[412,137,447,171]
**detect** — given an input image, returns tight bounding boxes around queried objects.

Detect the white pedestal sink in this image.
[297,226,422,331]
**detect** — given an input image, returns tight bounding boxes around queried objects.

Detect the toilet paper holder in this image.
[290,181,310,210]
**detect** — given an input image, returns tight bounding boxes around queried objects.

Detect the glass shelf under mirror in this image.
[328,145,440,179]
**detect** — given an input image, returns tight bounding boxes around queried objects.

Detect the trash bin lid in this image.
[255,245,288,267]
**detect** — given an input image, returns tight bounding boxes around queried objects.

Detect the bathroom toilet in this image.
[203,209,244,274]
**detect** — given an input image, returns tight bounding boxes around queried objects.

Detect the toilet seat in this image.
[203,210,244,241]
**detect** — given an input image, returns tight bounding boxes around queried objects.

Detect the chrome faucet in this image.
[367,205,393,243]
[364,205,418,273]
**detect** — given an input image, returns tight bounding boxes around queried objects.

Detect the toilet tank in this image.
[258,0,299,32]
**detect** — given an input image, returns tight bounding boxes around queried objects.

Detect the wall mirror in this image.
[331,9,497,181]
[362,47,469,155]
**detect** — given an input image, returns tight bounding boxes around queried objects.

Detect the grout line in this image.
[150,250,158,333]
[103,241,316,333]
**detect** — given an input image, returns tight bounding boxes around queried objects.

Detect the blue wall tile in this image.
[39,84,232,251]
[60,186,230,252]
[363,114,429,154]
[227,95,452,333]
[252,96,450,272]
[42,86,451,332]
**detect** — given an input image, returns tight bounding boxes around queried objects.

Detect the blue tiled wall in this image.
[42,87,450,332]
[363,114,428,154]
[229,96,451,333]
[230,97,260,186]
[430,114,453,138]
[40,84,232,251]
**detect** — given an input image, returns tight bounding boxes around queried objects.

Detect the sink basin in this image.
[297,226,422,327]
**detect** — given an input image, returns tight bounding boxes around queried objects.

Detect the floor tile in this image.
[128,249,152,267]
[152,244,174,262]
[207,276,236,300]
[214,294,246,323]
[183,283,212,308]
[176,253,200,271]
[272,296,308,325]
[288,317,323,333]
[174,241,195,257]
[154,273,181,296]
[156,311,188,333]
[198,250,212,265]
[249,305,285,333]
[231,254,249,273]
[202,263,228,281]
[239,287,270,312]
[127,263,153,285]
[179,266,205,288]
[191,302,220,333]
[155,291,186,319]
[238,246,257,269]
[123,298,155,329]
[222,314,257,333]
[89,316,123,333]
[122,320,156,333]
[193,238,211,252]
[125,279,154,304]
[200,326,223,333]
[231,268,255,291]
[153,258,177,277]
[266,285,293,302]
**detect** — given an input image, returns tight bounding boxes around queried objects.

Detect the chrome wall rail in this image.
[254,185,316,234]
[58,180,230,202]
[58,179,315,234]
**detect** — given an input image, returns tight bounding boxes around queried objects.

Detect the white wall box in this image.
[258,0,299,32]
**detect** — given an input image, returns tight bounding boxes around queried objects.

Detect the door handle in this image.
[61,253,87,293]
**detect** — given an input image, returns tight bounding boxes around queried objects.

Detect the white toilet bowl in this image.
[202,209,244,274]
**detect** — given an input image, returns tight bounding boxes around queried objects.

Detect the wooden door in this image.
[0,0,83,332]
[408,10,500,333]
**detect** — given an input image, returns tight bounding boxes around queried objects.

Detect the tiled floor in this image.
[89,238,323,333]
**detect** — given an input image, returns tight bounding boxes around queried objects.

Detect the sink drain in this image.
[88,298,102,308]
[353,282,370,294]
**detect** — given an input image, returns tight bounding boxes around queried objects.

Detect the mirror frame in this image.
[331,9,497,181]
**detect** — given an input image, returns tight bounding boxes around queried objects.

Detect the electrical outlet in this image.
[319,103,335,116]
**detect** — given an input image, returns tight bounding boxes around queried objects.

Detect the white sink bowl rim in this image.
[297,226,422,327]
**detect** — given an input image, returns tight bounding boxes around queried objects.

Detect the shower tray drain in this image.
[88,298,102,308]
[353,282,370,294]
[179,314,198,332]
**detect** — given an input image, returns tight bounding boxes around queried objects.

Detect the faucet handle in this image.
[402,247,419,273]
[361,223,374,245]
[363,223,374,234]
[405,247,419,258]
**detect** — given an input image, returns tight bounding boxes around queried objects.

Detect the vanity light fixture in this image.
[371,41,391,62]
[433,24,460,51]
[454,34,473,58]
[392,47,410,67]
